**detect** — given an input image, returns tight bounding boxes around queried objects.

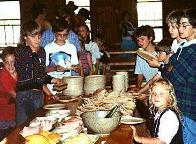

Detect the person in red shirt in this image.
[0,46,17,140]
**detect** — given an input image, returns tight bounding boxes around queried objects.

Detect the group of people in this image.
[0,1,108,140]
[0,1,195,143]
[130,8,196,144]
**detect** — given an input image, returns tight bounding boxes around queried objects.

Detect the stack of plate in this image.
[112,74,125,92]
[84,75,106,95]
[63,76,84,96]
[116,71,129,91]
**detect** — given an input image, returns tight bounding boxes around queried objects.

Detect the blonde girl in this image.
[131,78,183,144]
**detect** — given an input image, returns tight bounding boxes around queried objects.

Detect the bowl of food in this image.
[81,110,122,134]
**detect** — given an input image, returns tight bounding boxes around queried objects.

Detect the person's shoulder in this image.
[161,109,179,122]
[15,45,30,55]
[45,41,55,48]
[136,55,145,63]
[0,68,8,77]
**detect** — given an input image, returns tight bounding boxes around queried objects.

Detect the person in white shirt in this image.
[44,18,79,94]
[131,78,183,144]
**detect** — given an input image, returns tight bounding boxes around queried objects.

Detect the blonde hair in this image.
[149,78,180,115]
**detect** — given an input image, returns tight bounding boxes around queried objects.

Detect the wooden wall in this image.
[19,0,64,23]
[90,0,137,45]
[19,0,195,45]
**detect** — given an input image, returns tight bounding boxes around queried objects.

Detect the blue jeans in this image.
[16,90,43,125]
[182,116,196,143]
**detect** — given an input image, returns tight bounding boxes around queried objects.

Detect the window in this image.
[137,0,163,42]
[0,1,20,47]
[66,0,90,30]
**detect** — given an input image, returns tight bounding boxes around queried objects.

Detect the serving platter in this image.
[121,115,145,125]
[43,104,66,110]
[137,49,157,61]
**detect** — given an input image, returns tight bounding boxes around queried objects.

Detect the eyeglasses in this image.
[56,33,68,38]
[178,23,192,29]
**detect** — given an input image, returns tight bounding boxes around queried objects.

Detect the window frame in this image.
[137,0,163,42]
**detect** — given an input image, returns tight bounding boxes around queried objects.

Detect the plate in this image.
[137,49,157,61]
[121,115,145,124]
[43,104,66,110]
[57,96,79,103]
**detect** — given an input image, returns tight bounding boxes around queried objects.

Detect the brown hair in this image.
[155,39,173,55]
[19,20,41,46]
[1,46,15,62]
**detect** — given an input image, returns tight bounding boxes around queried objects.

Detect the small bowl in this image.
[81,110,122,134]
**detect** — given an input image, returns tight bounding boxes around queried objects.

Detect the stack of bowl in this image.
[112,74,125,92]
[63,76,84,96]
[84,75,106,95]
[116,71,129,91]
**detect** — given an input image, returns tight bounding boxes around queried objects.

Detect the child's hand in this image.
[130,125,138,138]
[130,126,142,143]
[147,58,160,68]
[56,65,66,72]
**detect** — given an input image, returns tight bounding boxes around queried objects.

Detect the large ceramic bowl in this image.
[81,110,122,134]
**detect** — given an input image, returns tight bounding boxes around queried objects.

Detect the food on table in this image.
[54,116,83,134]
[39,131,61,144]
[20,126,41,137]
[78,89,136,115]
[24,131,61,144]
[25,134,49,144]
[63,133,92,144]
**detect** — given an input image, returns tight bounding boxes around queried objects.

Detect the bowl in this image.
[81,110,122,134]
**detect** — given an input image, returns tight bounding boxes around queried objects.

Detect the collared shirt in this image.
[162,39,196,120]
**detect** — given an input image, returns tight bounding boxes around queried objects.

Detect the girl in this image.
[78,24,101,75]
[131,78,183,144]
[0,47,17,140]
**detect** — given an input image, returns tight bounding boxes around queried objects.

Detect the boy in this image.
[137,39,173,96]
[133,25,158,89]
[44,19,79,94]
[162,8,196,143]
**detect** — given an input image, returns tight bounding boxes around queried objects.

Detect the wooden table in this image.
[5,99,150,144]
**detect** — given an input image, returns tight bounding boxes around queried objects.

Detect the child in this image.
[93,34,109,75]
[166,10,186,54]
[133,25,158,89]
[15,20,63,125]
[135,10,187,97]
[147,10,186,69]
[0,47,16,140]
[131,78,183,144]
[137,39,173,96]
[44,18,79,94]
[162,8,196,143]
[78,24,101,75]
[78,30,93,77]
